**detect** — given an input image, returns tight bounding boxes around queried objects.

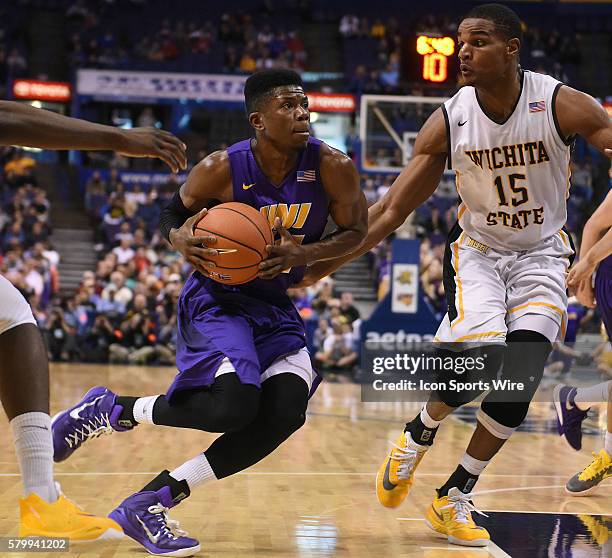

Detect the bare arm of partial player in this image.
[0,100,187,172]
[555,87,612,305]
[258,146,368,279]
[566,190,612,301]
[299,108,448,284]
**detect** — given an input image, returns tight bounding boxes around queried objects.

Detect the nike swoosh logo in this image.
[382,459,397,490]
[242,183,255,190]
[565,397,575,412]
[458,120,467,126]
[215,248,238,254]
[69,394,105,420]
[136,514,161,545]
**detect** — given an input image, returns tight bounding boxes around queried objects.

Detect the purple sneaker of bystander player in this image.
[553,384,589,451]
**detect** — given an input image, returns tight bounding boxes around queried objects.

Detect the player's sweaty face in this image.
[457,19,511,86]
[265,86,310,147]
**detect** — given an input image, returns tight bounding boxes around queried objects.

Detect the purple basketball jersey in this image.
[170,137,330,399]
[227,136,329,295]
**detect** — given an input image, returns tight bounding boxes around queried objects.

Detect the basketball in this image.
[193,202,273,285]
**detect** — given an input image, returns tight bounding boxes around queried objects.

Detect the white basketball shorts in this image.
[0,273,36,336]
[435,226,574,344]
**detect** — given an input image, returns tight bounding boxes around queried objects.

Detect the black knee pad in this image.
[478,401,530,436]
[434,345,504,408]
[496,329,551,402]
[478,329,552,435]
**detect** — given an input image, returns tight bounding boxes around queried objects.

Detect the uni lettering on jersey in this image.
[464,140,550,170]
[260,203,312,229]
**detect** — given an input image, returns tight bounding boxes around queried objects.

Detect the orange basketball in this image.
[193,202,274,285]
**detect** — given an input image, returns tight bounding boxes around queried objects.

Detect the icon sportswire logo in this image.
[69,394,106,419]
[242,182,255,190]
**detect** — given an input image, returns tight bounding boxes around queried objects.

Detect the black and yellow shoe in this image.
[375,430,427,508]
[425,487,490,547]
[566,449,612,496]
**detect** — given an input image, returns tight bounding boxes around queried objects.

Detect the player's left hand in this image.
[567,257,596,291]
[258,218,306,279]
[117,128,188,173]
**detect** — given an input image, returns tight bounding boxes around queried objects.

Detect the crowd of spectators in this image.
[66,1,307,73]
[0,148,58,314]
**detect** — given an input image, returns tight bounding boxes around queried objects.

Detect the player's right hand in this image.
[169,208,218,276]
[118,128,188,174]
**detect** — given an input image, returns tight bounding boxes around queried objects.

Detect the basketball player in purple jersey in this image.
[554,189,612,495]
[51,69,367,556]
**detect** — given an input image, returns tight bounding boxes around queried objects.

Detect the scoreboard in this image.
[404,34,458,86]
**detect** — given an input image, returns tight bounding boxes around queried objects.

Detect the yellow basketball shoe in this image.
[425,487,490,547]
[566,449,612,496]
[20,488,123,541]
[376,430,428,508]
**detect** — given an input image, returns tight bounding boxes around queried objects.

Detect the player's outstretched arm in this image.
[258,147,368,279]
[299,108,448,286]
[567,190,612,305]
[0,100,187,172]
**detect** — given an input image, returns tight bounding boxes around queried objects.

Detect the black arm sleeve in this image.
[159,190,196,243]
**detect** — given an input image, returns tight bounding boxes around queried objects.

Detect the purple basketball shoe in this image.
[553,384,589,451]
[51,386,133,462]
[109,487,200,557]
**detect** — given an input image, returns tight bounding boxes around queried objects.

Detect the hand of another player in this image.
[258,218,306,279]
[117,128,187,173]
[567,257,596,290]
[574,279,596,308]
[169,208,218,276]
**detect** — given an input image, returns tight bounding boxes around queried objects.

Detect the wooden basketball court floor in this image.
[1,364,610,557]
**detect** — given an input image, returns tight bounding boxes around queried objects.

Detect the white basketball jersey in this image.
[443,70,571,250]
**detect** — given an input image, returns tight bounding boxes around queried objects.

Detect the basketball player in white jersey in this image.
[0,100,186,539]
[303,3,612,547]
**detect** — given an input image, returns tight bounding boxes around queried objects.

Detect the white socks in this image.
[10,412,58,503]
[460,453,490,476]
[170,453,217,491]
[133,396,159,424]
[574,381,611,411]
[606,431,612,456]
[421,406,442,429]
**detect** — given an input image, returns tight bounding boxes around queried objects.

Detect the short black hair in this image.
[465,3,523,43]
[244,69,304,114]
